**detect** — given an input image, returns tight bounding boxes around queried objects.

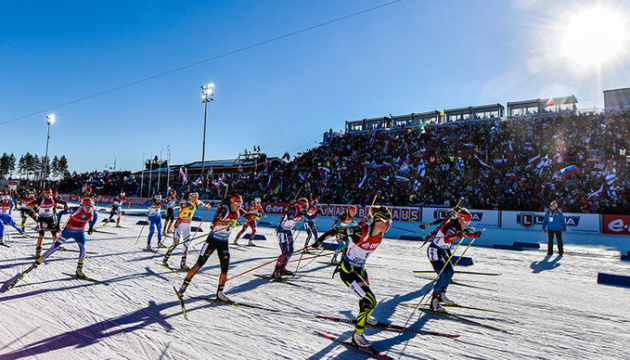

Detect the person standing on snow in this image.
[542,200,566,256]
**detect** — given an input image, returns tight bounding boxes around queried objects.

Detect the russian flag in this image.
[193,178,202,186]
[316,167,330,176]
[560,165,579,179]
[377,177,389,186]
[544,96,555,107]
[587,184,604,201]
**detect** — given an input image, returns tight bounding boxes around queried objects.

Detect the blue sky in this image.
[1,0,629,173]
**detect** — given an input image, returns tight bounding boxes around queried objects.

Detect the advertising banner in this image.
[603,215,630,235]
[502,211,600,234]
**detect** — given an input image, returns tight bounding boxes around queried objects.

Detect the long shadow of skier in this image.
[0,300,176,360]
[530,255,562,273]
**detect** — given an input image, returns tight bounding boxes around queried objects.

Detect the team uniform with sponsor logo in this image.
[144,196,165,250]
[57,188,95,223]
[0,195,24,243]
[426,209,480,310]
[177,195,243,301]
[17,192,39,231]
[303,201,324,250]
[338,205,392,349]
[163,193,212,270]
[163,190,179,236]
[273,199,308,279]
[33,190,68,257]
[33,198,98,277]
[234,199,264,245]
[108,193,130,227]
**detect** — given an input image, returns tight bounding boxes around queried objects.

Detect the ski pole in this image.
[226,245,309,282]
[134,224,146,245]
[414,236,467,310]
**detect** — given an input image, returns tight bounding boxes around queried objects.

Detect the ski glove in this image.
[88,227,94,235]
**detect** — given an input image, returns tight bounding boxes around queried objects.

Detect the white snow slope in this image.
[1,210,629,360]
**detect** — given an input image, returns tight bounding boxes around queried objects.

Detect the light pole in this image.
[43,114,55,186]
[201,83,214,178]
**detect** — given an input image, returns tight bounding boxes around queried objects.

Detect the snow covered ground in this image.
[1,209,629,360]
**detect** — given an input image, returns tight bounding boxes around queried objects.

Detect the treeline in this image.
[0,152,70,180]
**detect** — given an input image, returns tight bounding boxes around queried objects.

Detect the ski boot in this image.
[180,258,189,271]
[247,240,255,246]
[76,264,85,278]
[280,267,294,276]
[367,315,378,326]
[35,246,41,258]
[178,279,190,297]
[430,292,444,311]
[351,331,371,348]
[272,268,282,279]
[331,252,339,264]
[216,290,230,302]
[439,291,455,306]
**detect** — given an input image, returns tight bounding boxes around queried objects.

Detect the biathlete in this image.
[17,191,39,232]
[273,198,309,279]
[312,205,358,264]
[144,195,165,250]
[233,197,264,246]
[302,199,324,253]
[33,189,67,258]
[422,208,482,310]
[107,192,130,227]
[0,194,25,244]
[177,194,244,301]
[57,186,95,223]
[338,205,392,349]
[162,189,180,237]
[28,198,97,277]
[163,192,212,270]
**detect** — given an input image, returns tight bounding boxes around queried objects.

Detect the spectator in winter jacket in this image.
[542,200,567,256]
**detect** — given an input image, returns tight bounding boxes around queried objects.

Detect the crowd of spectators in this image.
[49,110,630,214]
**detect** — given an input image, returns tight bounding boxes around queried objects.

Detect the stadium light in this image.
[200,83,215,177]
[43,114,56,186]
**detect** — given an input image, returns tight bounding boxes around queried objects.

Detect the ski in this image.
[407,305,508,333]
[254,274,301,287]
[314,331,393,360]
[160,263,187,273]
[0,243,10,248]
[398,302,499,313]
[2,263,39,292]
[316,315,460,338]
[62,273,110,286]
[142,248,158,253]
[173,286,188,320]
[191,296,278,312]
[91,229,116,235]
[413,275,495,291]
[413,270,501,276]
[57,248,98,255]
